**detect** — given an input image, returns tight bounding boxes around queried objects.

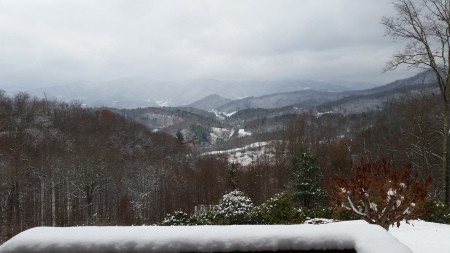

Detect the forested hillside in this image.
[0,91,228,242]
[0,86,447,243]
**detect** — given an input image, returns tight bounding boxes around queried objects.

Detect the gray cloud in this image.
[0,0,418,89]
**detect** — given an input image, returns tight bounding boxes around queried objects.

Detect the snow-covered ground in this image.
[331,219,450,253]
[208,127,252,145]
[210,110,236,120]
[238,128,251,137]
[203,142,269,156]
[210,127,233,145]
[389,220,450,253]
[0,220,447,253]
[202,141,272,166]
[0,222,411,253]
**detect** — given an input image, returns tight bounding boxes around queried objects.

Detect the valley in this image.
[0,70,445,246]
[105,71,438,156]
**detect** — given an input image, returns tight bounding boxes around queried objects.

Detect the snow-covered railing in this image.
[0,222,412,253]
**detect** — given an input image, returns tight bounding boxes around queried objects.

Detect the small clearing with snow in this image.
[210,110,237,120]
[202,142,271,166]
[238,128,251,137]
[210,127,232,145]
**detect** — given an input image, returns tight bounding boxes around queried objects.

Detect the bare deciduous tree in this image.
[382,0,450,204]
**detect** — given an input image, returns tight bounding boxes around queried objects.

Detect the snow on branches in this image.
[329,157,431,230]
[214,189,254,224]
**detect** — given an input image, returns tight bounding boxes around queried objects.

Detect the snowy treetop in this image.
[0,222,412,253]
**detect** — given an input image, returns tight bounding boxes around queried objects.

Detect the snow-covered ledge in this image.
[0,221,412,253]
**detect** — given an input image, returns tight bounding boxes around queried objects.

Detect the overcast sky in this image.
[0,0,418,90]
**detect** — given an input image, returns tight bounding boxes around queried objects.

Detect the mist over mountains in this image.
[2,71,437,115]
[12,78,376,109]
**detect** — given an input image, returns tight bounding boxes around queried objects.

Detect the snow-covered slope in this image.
[203,142,272,166]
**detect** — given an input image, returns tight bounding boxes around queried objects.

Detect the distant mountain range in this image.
[5,78,377,109]
[107,70,439,149]
[187,71,438,113]
[1,72,437,114]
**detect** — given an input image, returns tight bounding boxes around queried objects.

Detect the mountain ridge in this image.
[9,78,377,109]
[185,71,437,113]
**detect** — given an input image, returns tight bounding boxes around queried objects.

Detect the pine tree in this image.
[175,130,184,145]
[289,150,325,209]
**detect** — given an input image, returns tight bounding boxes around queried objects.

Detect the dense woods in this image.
[0,91,218,242]
[0,86,446,241]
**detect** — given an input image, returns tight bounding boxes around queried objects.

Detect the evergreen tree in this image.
[289,150,325,209]
[175,130,184,145]
[227,163,239,191]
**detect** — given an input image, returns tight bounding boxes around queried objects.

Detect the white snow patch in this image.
[210,109,225,120]
[202,142,274,166]
[304,218,336,225]
[229,128,235,139]
[0,222,412,253]
[203,142,269,156]
[226,111,237,117]
[238,128,251,137]
[209,127,233,145]
[317,111,334,117]
[210,110,237,120]
[229,151,254,166]
[156,99,172,107]
[389,220,450,253]
[211,127,230,136]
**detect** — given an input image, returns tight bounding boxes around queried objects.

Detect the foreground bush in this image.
[161,211,208,226]
[328,157,431,230]
[253,192,305,224]
[212,190,255,225]
[423,201,450,224]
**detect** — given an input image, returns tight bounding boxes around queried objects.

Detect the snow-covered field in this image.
[202,141,271,166]
[0,220,447,253]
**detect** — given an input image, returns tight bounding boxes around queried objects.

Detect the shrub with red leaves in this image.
[328,157,431,230]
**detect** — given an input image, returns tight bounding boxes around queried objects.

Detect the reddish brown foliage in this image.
[328,157,431,230]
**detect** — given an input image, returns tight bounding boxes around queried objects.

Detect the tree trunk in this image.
[85,184,94,225]
[444,102,450,204]
[6,185,14,240]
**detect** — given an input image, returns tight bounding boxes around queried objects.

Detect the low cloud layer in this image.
[0,0,417,89]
